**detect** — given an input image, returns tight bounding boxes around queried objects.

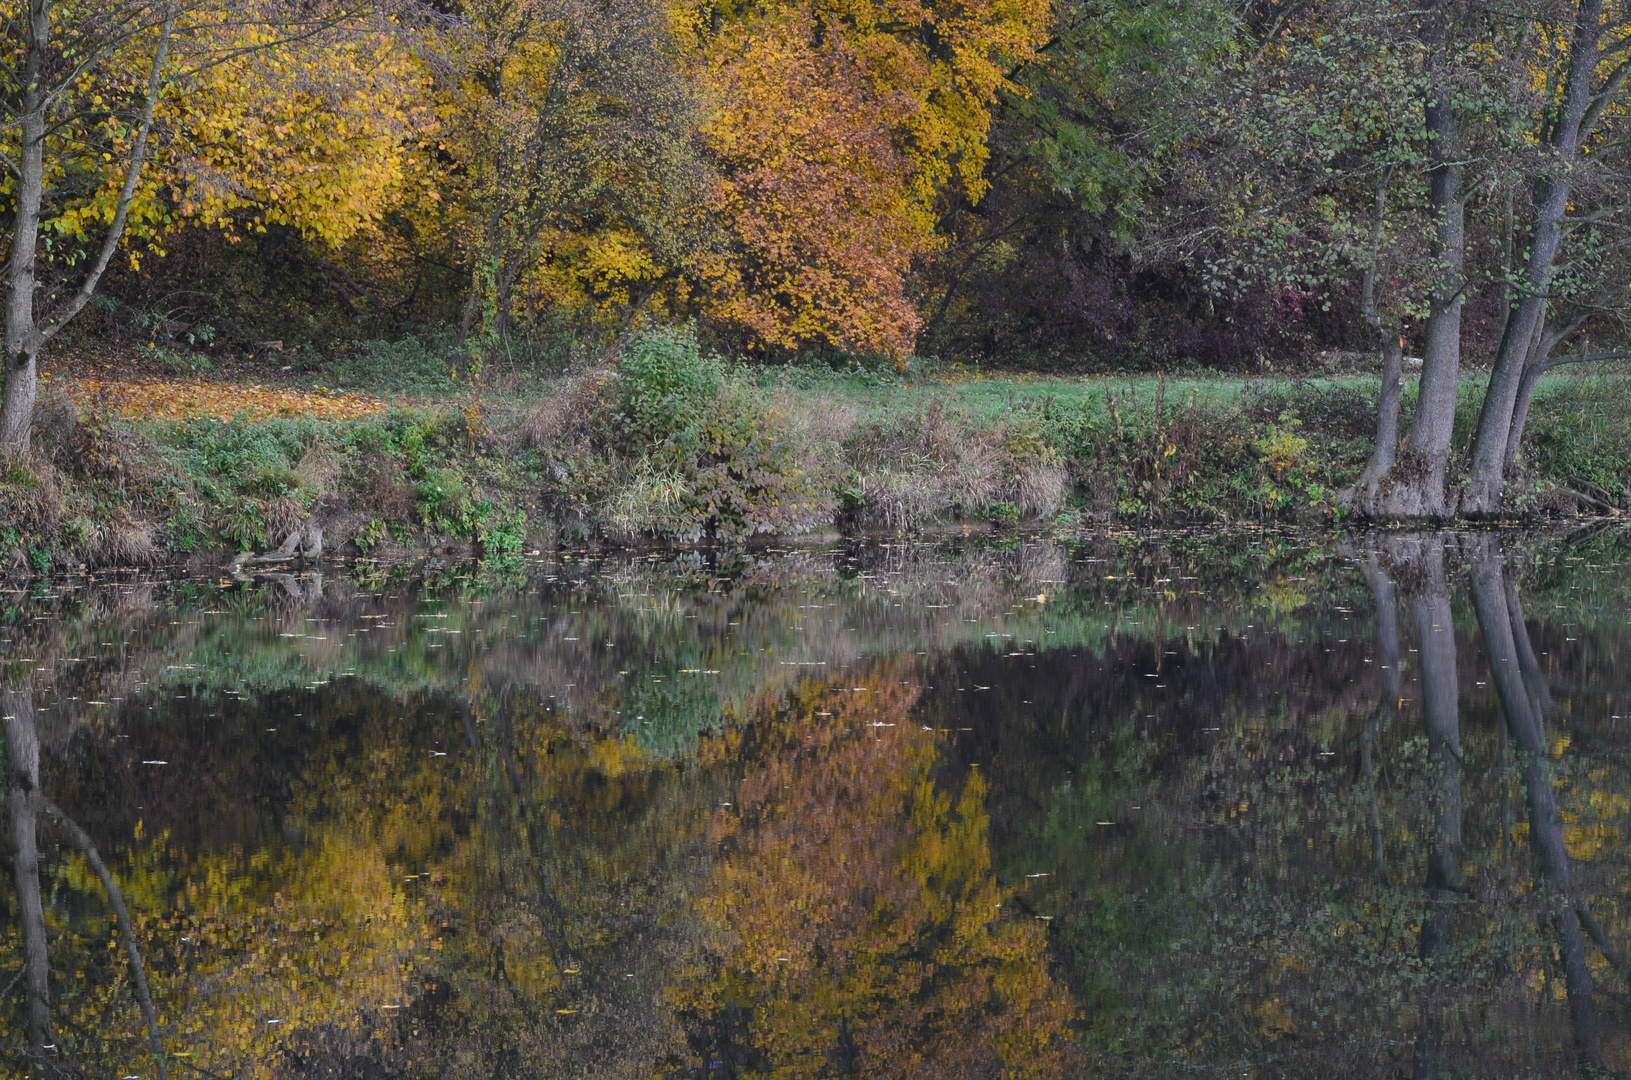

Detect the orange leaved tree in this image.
[687,0,1051,358]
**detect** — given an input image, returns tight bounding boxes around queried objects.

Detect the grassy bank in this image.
[2,329,1627,570]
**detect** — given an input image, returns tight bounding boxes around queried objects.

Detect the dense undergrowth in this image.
[2,328,1627,570]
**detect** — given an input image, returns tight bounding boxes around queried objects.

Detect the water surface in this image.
[3,529,1630,1078]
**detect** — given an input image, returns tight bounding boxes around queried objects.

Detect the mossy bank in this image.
[2,328,1628,572]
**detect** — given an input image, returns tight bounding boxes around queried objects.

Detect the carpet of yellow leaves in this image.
[46,374,393,421]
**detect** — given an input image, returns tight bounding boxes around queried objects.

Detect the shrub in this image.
[325,334,458,394]
[616,326,723,444]
[529,327,835,542]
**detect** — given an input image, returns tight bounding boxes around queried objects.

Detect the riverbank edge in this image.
[0,375,1623,575]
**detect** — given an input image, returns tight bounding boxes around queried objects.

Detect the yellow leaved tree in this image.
[0,0,416,452]
[681,0,1052,357]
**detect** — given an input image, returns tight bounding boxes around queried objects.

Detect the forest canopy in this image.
[8,0,1629,373]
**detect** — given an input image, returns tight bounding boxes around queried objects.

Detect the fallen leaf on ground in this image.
[45,373,394,421]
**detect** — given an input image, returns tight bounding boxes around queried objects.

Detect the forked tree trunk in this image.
[1470,542,1602,1070]
[1463,0,1603,514]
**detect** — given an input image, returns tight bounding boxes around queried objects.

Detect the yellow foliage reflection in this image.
[674,662,1075,1077]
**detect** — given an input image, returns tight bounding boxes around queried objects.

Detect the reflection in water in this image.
[2,533,1631,1077]
[677,664,1074,1076]
[1471,538,1602,1072]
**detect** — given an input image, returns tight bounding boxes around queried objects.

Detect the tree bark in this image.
[0,0,52,453]
[1464,0,1603,514]
[1380,23,1464,521]
[5,689,53,1054]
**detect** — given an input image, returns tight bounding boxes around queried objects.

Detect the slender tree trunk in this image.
[1381,38,1464,520]
[1470,542,1602,1071]
[1351,173,1404,509]
[1464,0,1603,514]
[1354,336,1404,505]
[0,0,175,454]
[5,689,53,1054]
[0,0,51,453]
[1410,536,1460,1079]
[1503,316,1554,476]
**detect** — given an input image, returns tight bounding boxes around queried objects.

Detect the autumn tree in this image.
[0,0,414,453]
[686,0,1051,358]
[406,0,705,365]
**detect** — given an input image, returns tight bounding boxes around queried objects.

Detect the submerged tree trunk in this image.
[1470,543,1602,1071]
[5,689,53,1054]
[1463,0,1603,514]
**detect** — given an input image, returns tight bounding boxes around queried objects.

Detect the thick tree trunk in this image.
[1379,47,1463,520]
[1464,0,1603,514]
[1470,543,1603,1071]
[5,690,53,1053]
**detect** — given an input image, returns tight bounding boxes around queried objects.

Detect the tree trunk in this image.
[1464,0,1603,514]
[5,689,53,1053]
[1502,313,1554,476]
[1352,335,1404,506]
[1470,542,1603,1071]
[0,0,51,454]
[1379,40,1463,520]
[1349,171,1404,512]
[0,0,175,454]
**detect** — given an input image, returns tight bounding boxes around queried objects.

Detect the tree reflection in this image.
[1399,535,1463,1080]
[674,662,1077,1077]
[5,534,1631,1076]
[1469,537,1603,1073]
[5,690,52,1065]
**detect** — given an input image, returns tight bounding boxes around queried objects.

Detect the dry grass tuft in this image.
[264,496,306,548]
[89,511,157,567]
[523,367,615,452]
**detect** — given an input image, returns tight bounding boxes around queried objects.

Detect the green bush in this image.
[325,334,458,394]
[539,326,833,542]
[617,325,723,444]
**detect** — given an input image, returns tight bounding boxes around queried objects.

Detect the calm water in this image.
[3,529,1630,1078]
